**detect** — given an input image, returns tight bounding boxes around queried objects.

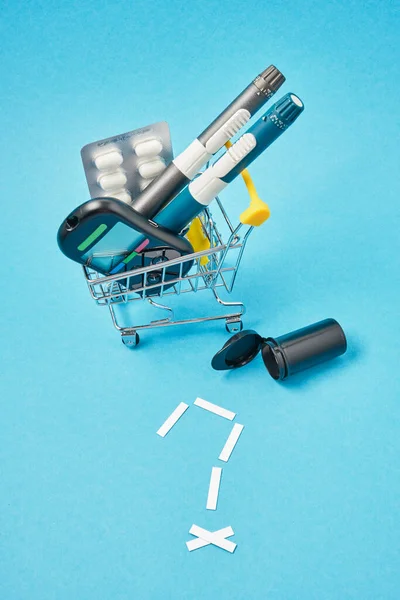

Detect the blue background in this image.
[1,0,399,598]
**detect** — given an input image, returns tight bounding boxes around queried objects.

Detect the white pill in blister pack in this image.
[98,171,127,191]
[81,122,173,203]
[112,189,132,204]
[94,150,124,171]
[134,138,163,158]
[138,158,166,179]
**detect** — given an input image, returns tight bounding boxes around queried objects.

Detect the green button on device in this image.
[77,224,108,251]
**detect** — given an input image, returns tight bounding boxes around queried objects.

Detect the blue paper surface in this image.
[1,0,399,598]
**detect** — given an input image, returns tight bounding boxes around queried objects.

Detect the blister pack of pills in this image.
[81,122,173,205]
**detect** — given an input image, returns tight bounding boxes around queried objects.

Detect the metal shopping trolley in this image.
[82,162,270,348]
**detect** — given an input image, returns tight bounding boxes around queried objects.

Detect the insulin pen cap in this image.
[211,318,347,380]
[254,65,286,96]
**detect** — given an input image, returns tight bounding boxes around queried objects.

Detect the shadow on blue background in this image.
[1,0,399,599]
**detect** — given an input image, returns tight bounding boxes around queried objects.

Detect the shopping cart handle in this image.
[239,173,271,226]
[224,141,270,227]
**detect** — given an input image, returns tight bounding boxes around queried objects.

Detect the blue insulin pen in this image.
[111,92,304,274]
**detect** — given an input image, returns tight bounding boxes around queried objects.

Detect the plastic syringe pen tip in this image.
[254,65,285,95]
[273,92,304,124]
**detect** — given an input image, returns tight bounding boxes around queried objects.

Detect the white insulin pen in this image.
[131,65,285,217]
[111,92,304,274]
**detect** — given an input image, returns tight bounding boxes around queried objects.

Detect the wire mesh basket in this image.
[83,195,254,347]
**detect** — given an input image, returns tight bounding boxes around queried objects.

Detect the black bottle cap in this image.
[211,318,347,380]
[211,330,264,370]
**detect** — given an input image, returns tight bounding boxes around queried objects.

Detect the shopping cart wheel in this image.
[121,331,140,348]
[225,319,243,334]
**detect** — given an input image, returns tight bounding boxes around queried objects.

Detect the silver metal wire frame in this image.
[108,288,246,332]
[82,196,253,341]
